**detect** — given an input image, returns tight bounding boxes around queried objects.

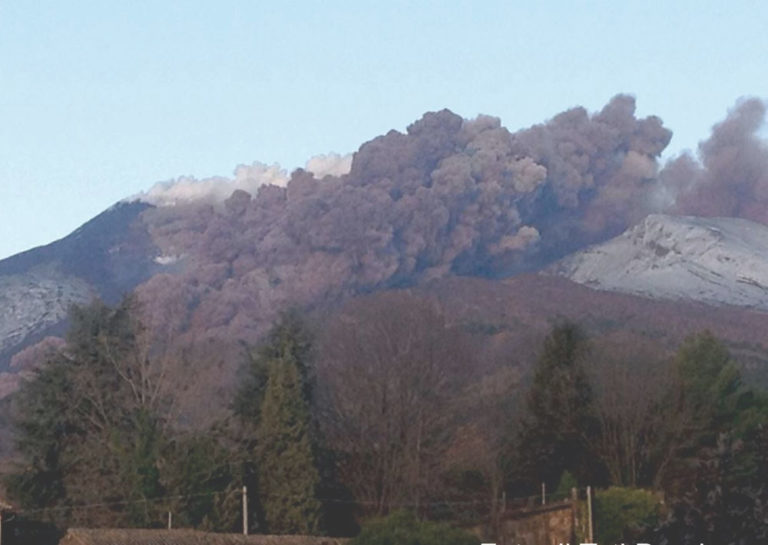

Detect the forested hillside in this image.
[7,292,768,544]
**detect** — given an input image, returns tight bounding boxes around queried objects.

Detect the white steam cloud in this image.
[133,153,352,207]
[305,153,353,178]
[136,162,288,207]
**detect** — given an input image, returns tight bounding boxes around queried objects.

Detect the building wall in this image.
[470,502,575,545]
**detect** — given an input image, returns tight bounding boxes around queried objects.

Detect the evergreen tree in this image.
[674,332,753,437]
[161,433,240,531]
[256,353,322,534]
[6,297,168,527]
[235,312,324,533]
[649,432,768,545]
[643,335,768,543]
[234,311,312,426]
[515,322,599,488]
[6,357,71,511]
[661,331,768,494]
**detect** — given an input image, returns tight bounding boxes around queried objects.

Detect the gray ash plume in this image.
[663,98,768,222]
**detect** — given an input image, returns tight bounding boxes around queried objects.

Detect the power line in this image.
[12,487,583,517]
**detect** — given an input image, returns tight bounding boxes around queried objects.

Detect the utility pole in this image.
[571,487,578,538]
[501,490,506,513]
[167,511,172,530]
[242,485,248,535]
[586,485,594,543]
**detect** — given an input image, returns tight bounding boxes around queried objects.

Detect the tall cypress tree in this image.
[516,322,599,487]
[255,326,321,534]
[234,312,312,426]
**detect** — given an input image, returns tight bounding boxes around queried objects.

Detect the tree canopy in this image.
[515,322,599,487]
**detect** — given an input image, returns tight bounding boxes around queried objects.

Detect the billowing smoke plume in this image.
[663,98,768,222]
[141,96,674,330]
[134,96,684,384]
[508,95,672,260]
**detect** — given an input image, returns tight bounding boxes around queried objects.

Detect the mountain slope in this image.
[385,274,768,385]
[0,201,161,369]
[552,214,768,311]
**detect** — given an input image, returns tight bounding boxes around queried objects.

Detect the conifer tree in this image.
[7,297,169,527]
[516,322,599,487]
[234,311,312,426]
[659,331,768,494]
[255,330,322,534]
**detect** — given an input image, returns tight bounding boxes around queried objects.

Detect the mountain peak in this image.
[552,214,768,310]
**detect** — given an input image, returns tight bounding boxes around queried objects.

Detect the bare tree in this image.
[590,333,677,487]
[314,292,473,515]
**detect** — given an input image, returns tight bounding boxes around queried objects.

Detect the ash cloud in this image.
[508,94,672,261]
[135,96,679,373]
[144,95,674,299]
[140,95,675,275]
[663,98,768,222]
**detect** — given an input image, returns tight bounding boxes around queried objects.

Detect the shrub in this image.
[349,510,476,545]
[594,487,660,544]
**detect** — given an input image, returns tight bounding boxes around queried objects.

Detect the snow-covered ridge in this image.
[0,271,93,354]
[552,214,768,311]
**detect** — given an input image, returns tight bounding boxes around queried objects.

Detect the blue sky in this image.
[1,0,766,259]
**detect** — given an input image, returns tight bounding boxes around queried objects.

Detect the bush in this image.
[349,510,476,545]
[554,470,578,499]
[594,487,660,544]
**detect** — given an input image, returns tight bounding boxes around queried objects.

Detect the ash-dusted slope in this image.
[0,270,93,354]
[553,214,768,310]
[0,201,162,369]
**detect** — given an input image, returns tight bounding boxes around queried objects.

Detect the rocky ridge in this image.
[553,214,768,311]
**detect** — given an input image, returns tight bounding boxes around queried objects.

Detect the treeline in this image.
[514,323,768,542]
[5,292,768,542]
